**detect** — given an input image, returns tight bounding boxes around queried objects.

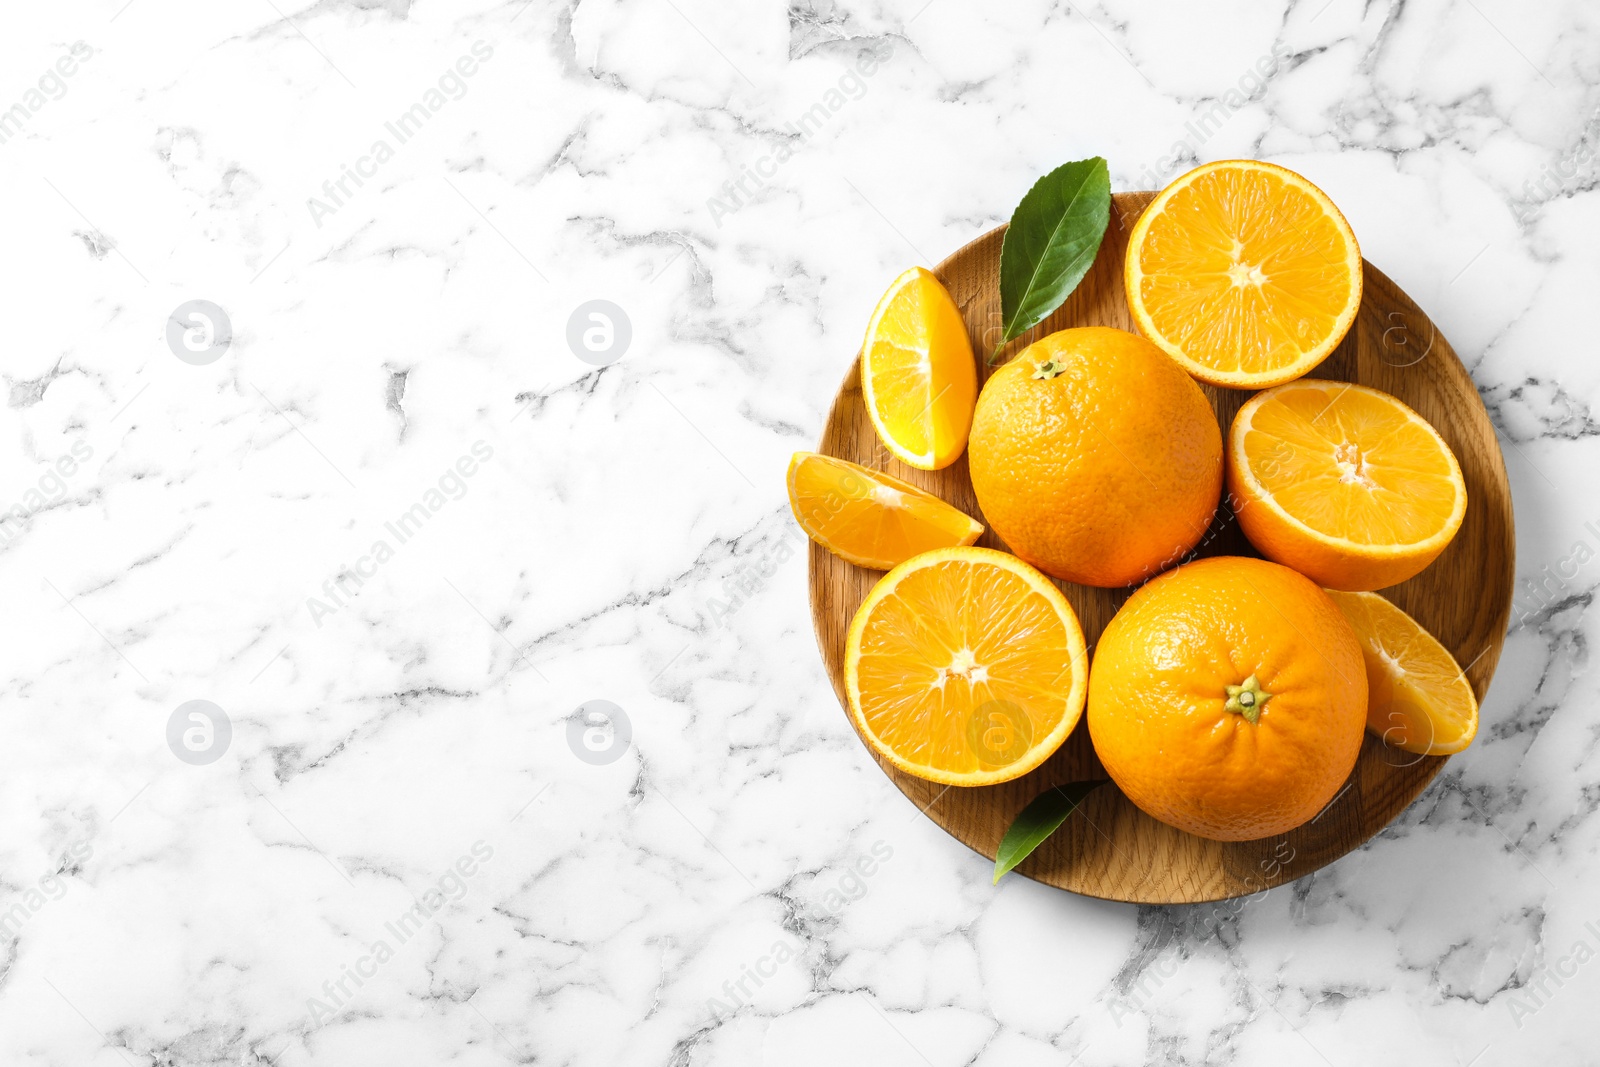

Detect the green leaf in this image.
[992,779,1109,884]
[994,157,1112,360]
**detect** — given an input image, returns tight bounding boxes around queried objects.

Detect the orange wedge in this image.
[1125,160,1363,388]
[1228,380,1466,591]
[1325,590,1479,755]
[844,547,1088,786]
[860,266,977,470]
[788,453,983,570]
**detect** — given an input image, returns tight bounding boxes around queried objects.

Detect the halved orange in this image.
[860,266,977,470]
[787,452,983,570]
[1325,590,1479,754]
[1125,160,1363,388]
[1228,380,1467,591]
[844,547,1088,786]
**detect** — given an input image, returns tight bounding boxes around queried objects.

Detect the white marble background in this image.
[0,0,1596,1063]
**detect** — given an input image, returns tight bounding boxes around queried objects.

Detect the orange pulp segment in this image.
[787,452,983,570]
[860,266,978,469]
[1325,589,1479,755]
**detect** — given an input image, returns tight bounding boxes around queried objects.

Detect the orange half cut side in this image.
[1126,159,1363,388]
[844,547,1088,786]
[1228,380,1467,590]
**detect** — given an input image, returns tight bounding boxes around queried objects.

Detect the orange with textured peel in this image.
[1088,556,1367,841]
[1325,589,1479,755]
[967,327,1222,588]
[1125,160,1363,388]
[845,546,1088,786]
[1228,380,1467,591]
[787,452,982,570]
[860,266,977,470]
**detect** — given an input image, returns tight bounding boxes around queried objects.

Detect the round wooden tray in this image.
[808,191,1515,903]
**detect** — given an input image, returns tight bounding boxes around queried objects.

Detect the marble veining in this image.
[0,0,1596,1064]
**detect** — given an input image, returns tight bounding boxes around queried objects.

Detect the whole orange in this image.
[967,327,1222,588]
[1087,556,1367,842]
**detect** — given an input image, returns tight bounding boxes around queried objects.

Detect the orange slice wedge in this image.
[844,546,1088,786]
[1125,160,1363,388]
[860,266,977,470]
[788,453,983,570]
[1228,380,1467,591]
[1325,590,1479,754]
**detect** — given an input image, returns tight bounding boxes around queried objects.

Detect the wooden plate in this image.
[808,191,1515,903]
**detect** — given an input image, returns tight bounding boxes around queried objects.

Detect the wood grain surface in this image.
[807,191,1515,903]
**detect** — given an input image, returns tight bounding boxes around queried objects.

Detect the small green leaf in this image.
[994,157,1112,361]
[992,779,1109,884]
